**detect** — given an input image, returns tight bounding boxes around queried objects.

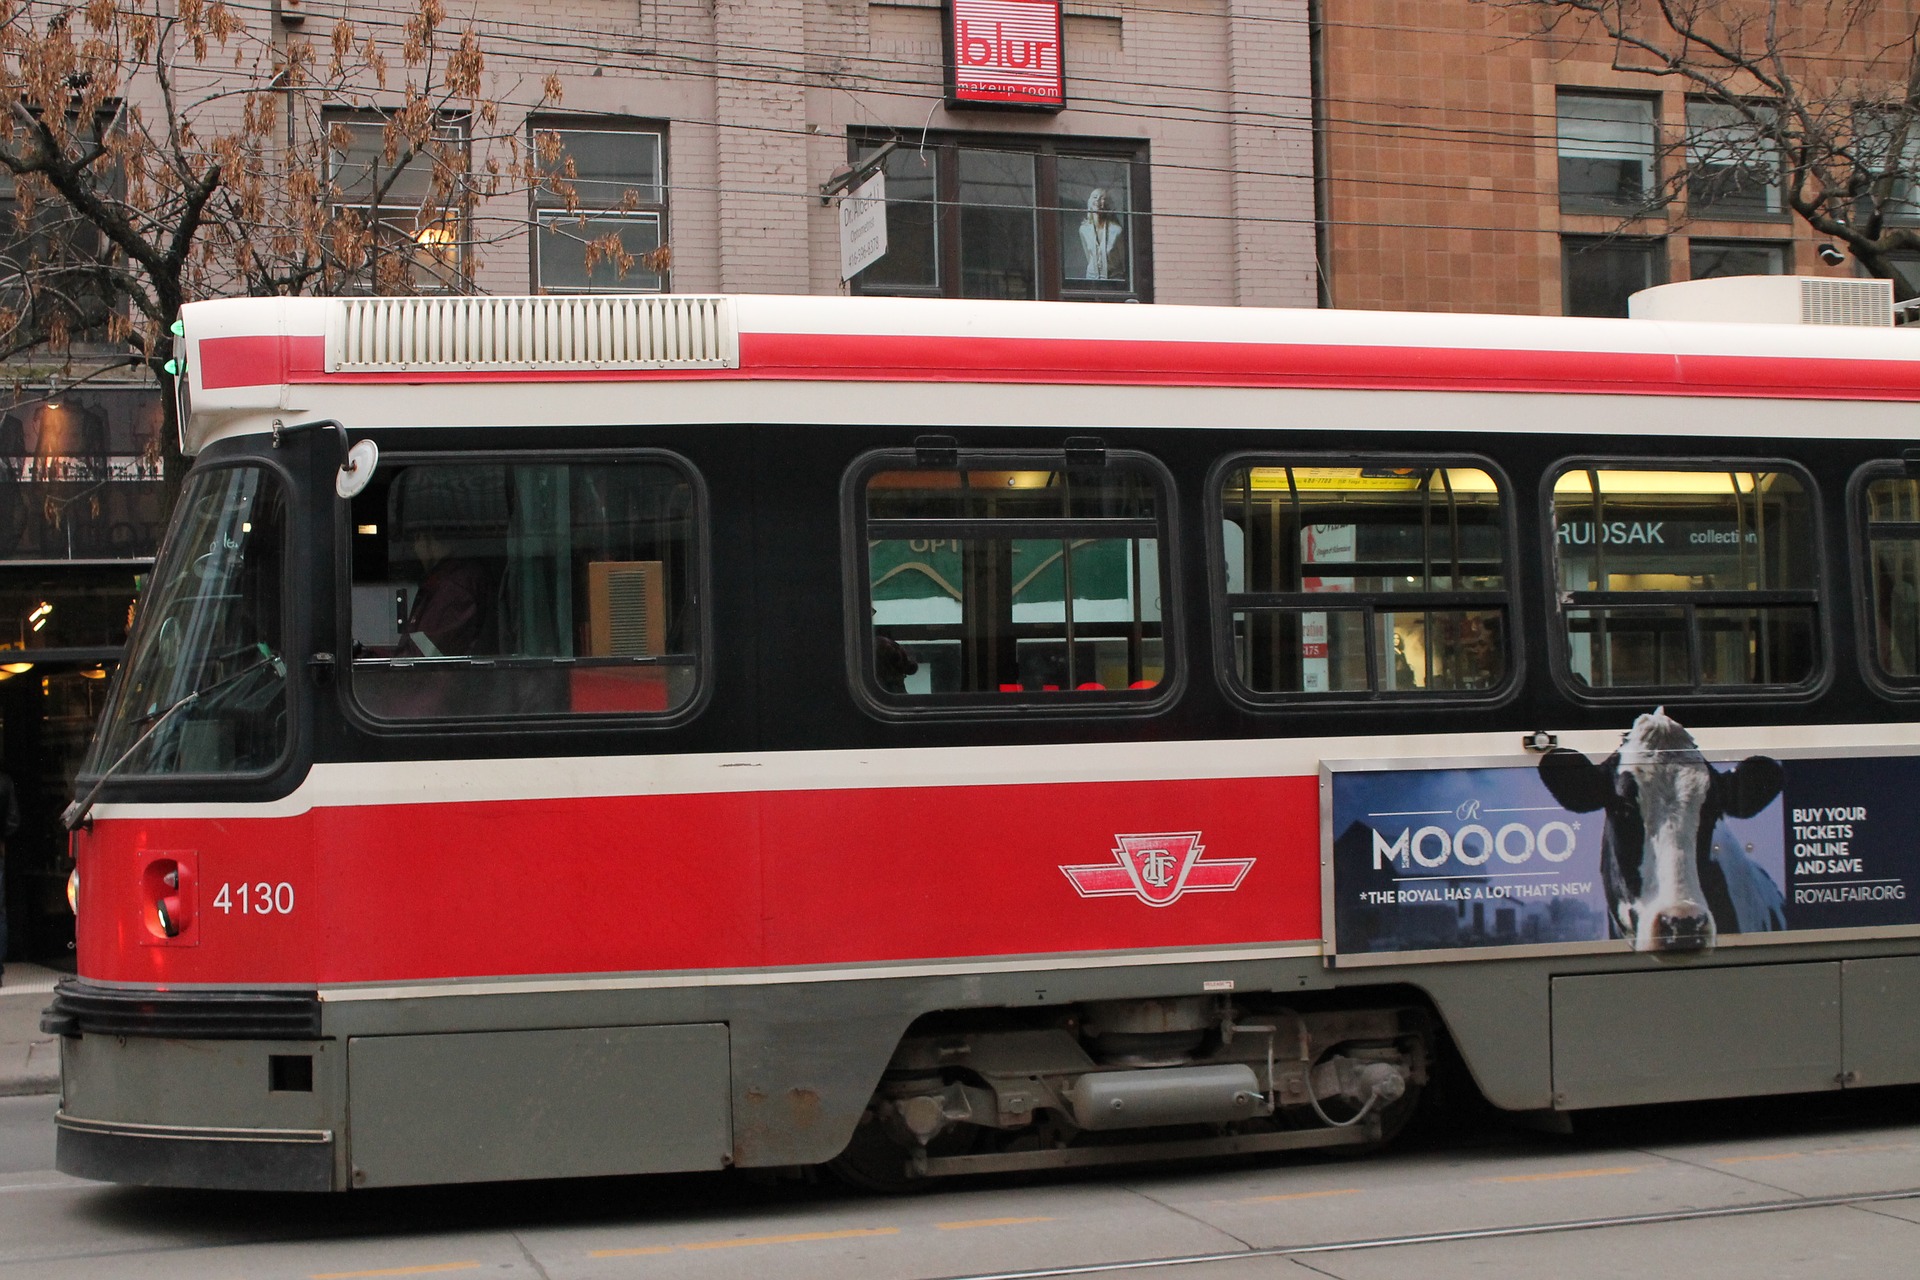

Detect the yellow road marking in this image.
[1721,1141,1915,1165]
[678,1228,901,1251]
[311,1264,482,1280]
[1237,1188,1363,1204]
[592,1227,902,1257]
[936,1216,1055,1230]
[1489,1166,1641,1183]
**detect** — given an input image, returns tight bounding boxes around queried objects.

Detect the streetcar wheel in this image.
[828,1110,982,1192]
[828,1115,921,1192]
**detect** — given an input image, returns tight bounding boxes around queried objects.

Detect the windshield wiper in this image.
[61,643,288,832]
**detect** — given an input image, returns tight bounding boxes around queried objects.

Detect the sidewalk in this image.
[0,963,62,1098]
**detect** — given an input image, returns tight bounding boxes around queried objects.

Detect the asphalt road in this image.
[2,1088,1918,1279]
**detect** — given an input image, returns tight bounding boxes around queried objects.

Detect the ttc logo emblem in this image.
[1060,832,1254,907]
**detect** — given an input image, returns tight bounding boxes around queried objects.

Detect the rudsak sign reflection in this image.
[1328,710,1920,960]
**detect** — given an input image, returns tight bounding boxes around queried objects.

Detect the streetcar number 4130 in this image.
[213,882,295,915]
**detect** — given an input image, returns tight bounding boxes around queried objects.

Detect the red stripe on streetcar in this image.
[192,329,1920,401]
[738,332,1920,400]
[75,774,1322,985]
[198,335,327,389]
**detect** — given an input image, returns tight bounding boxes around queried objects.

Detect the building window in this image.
[1891,255,1920,300]
[531,123,668,293]
[1213,459,1511,701]
[1550,465,1820,694]
[1557,93,1657,214]
[1685,101,1783,218]
[327,115,469,291]
[347,454,704,722]
[1689,239,1787,279]
[851,446,1173,709]
[1854,110,1920,227]
[1562,236,1663,317]
[0,114,120,345]
[849,133,1150,301]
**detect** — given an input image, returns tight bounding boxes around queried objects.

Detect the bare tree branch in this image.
[0,0,580,479]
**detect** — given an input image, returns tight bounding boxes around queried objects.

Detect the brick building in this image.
[1315,0,1900,316]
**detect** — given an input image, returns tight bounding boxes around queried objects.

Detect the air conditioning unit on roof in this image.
[1628,275,1894,326]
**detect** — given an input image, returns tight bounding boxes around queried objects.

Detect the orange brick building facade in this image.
[1316,0,1897,315]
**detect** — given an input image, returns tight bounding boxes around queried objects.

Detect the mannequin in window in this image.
[1077,188,1124,281]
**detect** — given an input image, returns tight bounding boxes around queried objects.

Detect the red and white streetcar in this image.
[46,283,1920,1190]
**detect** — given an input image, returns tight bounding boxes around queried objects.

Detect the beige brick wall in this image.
[1226,0,1317,305]
[294,0,1319,305]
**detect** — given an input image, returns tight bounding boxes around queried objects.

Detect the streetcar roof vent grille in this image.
[327,295,739,371]
[1799,277,1892,327]
[1629,275,1893,326]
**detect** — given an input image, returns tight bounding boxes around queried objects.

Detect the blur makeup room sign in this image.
[946,0,1065,109]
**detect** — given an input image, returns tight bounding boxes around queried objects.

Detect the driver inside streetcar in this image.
[396,526,497,659]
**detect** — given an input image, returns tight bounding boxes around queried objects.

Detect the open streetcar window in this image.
[1549,464,1820,694]
[1857,468,1920,686]
[852,447,1173,709]
[1212,459,1512,701]
[346,454,701,721]
[83,464,292,778]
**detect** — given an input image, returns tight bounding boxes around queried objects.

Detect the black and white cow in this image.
[1538,708,1787,952]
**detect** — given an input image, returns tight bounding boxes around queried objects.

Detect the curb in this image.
[0,1076,57,1099]
[2,980,63,1099]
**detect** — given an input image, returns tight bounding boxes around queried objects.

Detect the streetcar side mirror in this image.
[337,439,380,499]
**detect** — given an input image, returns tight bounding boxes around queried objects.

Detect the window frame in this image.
[527,118,670,294]
[1854,107,1920,229]
[1561,234,1667,317]
[845,130,1153,303]
[1556,89,1661,216]
[78,455,301,790]
[1687,238,1789,280]
[324,111,473,293]
[842,443,1183,720]
[1684,98,1788,222]
[1542,457,1828,704]
[1848,460,1920,698]
[0,107,127,349]
[336,445,712,734]
[1205,451,1521,710]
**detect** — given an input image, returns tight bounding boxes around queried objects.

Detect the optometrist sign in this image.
[945,0,1065,110]
[839,170,888,282]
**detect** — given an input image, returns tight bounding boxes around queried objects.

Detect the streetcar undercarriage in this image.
[832,996,1428,1185]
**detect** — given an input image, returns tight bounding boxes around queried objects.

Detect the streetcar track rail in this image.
[924,1187,1920,1280]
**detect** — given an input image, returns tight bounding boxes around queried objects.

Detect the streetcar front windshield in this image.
[82,465,290,778]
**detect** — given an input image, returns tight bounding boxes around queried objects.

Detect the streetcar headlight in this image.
[67,867,78,915]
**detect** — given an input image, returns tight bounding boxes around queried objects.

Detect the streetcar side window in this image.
[347,454,701,721]
[1549,465,1819,692]
[1858,469,1920,683]
[855,449,1172,706]
[1213,460,1511,699]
